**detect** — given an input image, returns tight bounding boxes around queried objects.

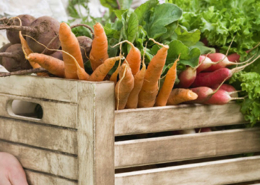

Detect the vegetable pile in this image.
[0,0,259,126]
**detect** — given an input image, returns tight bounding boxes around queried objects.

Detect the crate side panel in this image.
[77,82,115,185]
[0,94,77,128]
[115,128,260,168]
[115,156,260,185]
[0,76,77,103]
[0,141,78,180]
[26,170,77,185]
[115,103,245,136]
[0,118,77,154]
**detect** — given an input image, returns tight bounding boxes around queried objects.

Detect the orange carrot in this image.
[27,53,65,77]
[89,56,123,81]
[19,31,49,76]
[126,49,146,109]
[89,22,109,71]
[59,22,86,79]
[115,63,134,110]
[113,40,141,75]
[138,39,169,108]
[167,88,198,105]
[110,60,121,83]
[155,56,179,106]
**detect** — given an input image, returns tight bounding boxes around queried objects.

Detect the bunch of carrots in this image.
[17,21,258,110]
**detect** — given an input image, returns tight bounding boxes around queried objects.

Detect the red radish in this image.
[192,55,260,88]
[197,55,215,73]
[177,66,196,88]
[206,53,236,71]
[204,89,243,105]
[227,53,240,62]
[189,87,214,104]
[212,84,238,97]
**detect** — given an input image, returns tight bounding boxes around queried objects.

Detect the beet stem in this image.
[0,52,18,59]
[0,68,47,77]
[0,25,37,33]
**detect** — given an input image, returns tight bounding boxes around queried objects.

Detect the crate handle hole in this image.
[7,100,43,119]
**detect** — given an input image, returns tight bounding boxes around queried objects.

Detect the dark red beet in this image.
[77,36,92,62]
[0,16,60,54]
[6,14,36,44]
[0,43,12,65]
[1,44,32,72]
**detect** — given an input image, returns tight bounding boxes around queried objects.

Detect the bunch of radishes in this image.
[0,14,92,72]
[177,52,259,105]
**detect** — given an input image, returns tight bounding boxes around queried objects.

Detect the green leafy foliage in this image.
[170,0,260,56]
[230,71,260,126]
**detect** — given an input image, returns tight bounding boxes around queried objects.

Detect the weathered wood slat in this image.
[77,81,115,185]
[0,141,78,180]
[0,76,78,103]
[115,156,260,185]
[26,170,77,185]
[115,103,245,136]
[0,94,77,128]
[0,118,77,154]
[115,128,260,168]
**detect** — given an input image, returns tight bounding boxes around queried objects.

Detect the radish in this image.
[204,89,243,105]
[0,16,60,54]
[5,14,36,44]
[196,55,215,73]
[206,53,238,71]
[177,66,197,88]
[227,53,240,62]
[212,84,238,97]
[189,86,214,104]
[1,44,31,72]
[192,54,260,88]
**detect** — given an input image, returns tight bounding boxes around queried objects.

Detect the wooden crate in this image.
[0,75,260,185]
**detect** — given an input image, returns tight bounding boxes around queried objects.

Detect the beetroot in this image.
[77,36,92,62]
[1,16,60,54]
[1,44,31,72]
[0,43,12,65]
[6,14,36,44]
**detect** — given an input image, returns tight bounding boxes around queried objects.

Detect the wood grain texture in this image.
[26,170,77,185]
[0,76,78,103]
[115,156,260,185]
[0,118,77,154]
[115,128,260,168]
[77,81,115,185]
[0,141,78,180]
[0,94,77,128]
[115,103,245,136]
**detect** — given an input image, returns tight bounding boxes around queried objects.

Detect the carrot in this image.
[27,53,64,77]
[115,63,134,110]
[59,22,86,79]
[167,88,198,105]
[155,56,179,106]
[89,56,123,81]
[89,22,109,71]
[19,31,49,76]
[138,39,169,108]
[110,60,121,83]
[113,40,141,75]
[125,50,146,109]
